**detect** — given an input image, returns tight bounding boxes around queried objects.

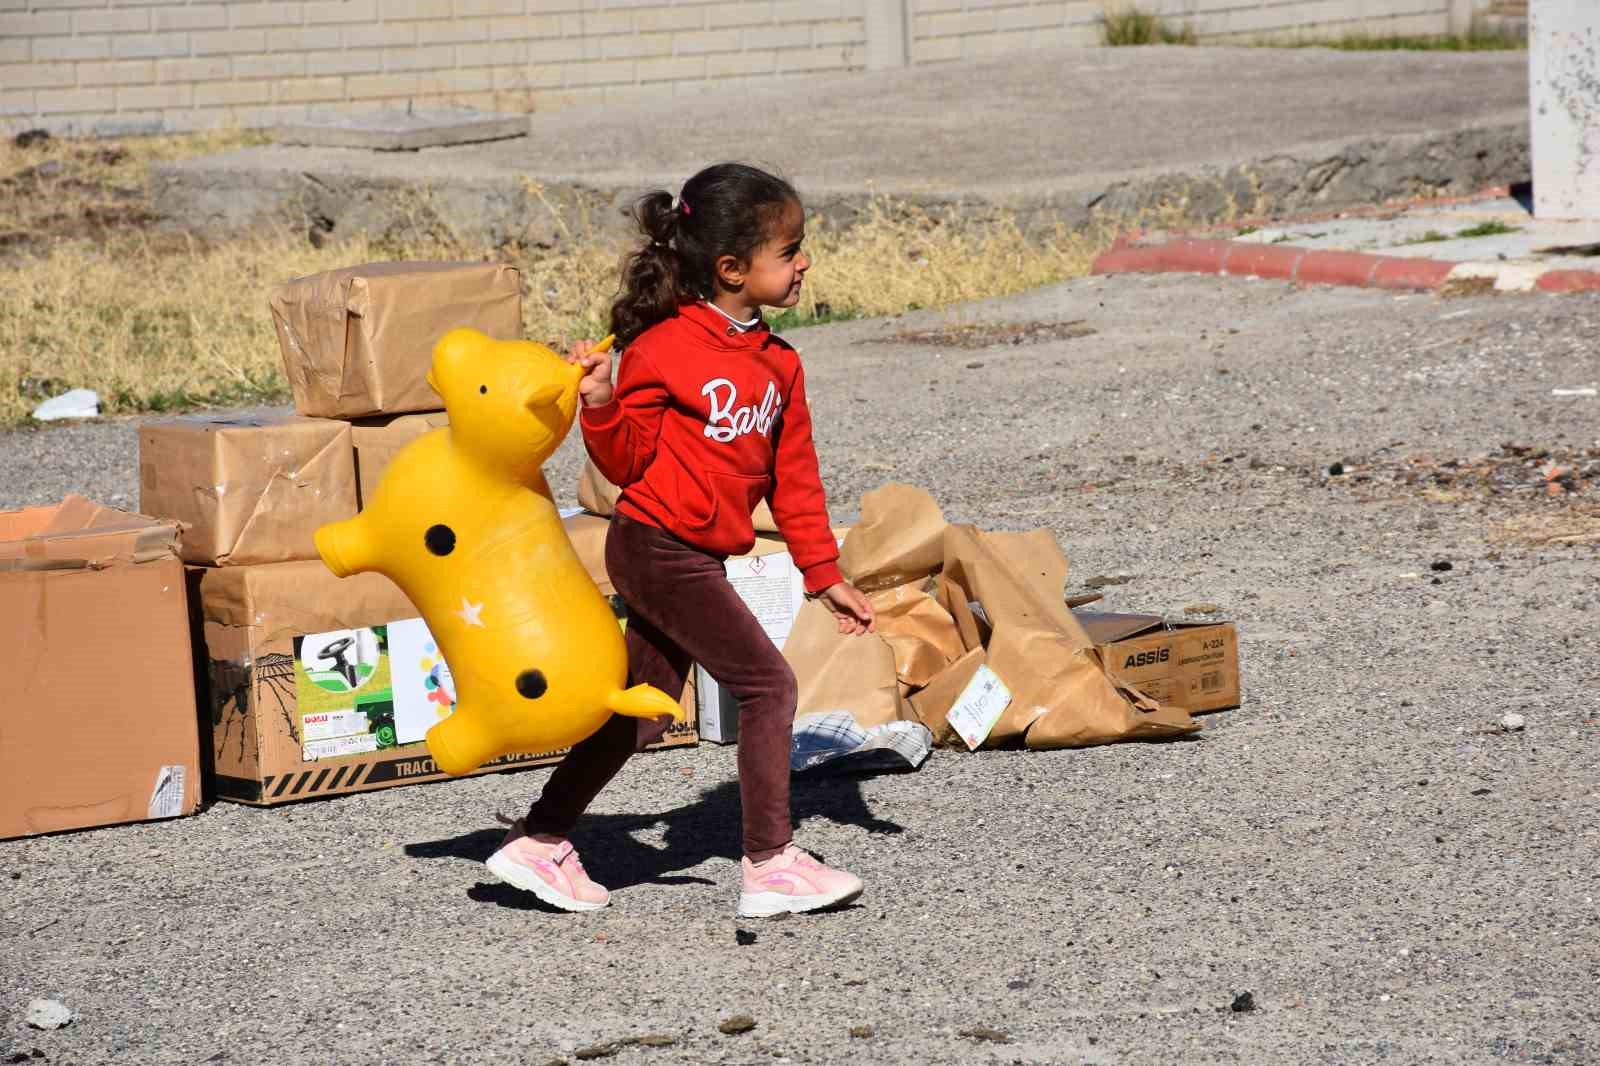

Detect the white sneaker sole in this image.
[737,883,863,919]
[485,849,607,913]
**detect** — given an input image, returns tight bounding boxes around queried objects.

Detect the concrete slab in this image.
[268,108,528,151]
[152,45,1532,245]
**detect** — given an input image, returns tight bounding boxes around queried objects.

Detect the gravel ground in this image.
[3,273,1598,1065]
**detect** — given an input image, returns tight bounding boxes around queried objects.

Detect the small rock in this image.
[635,1034,676,1048]
[1183,602,1221,615]
[964,361,985,370]
[1327,461,1345,476]
[31,388,100,422]
[1471,787,1492,796]
[848,1025,874,1039]
[718,1015,756,1035]
[1229,991,1255,1013]
[959,1026,1010,1044]
[574,1043,618,1061]
[1084,574,1133,589]
[1006,978,1032,990]
[1430,559,1453,572]
[1500,713,1526,731]
[735,929,756,946]
[13,128,50,149]
[26,999,72,1030]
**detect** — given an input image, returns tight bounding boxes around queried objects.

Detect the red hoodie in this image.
[579,301,844,594]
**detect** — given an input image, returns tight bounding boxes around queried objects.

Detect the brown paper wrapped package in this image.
[579,458,780,533]
[827,483,1199,750]
[349,411,451,508]
[269,260,522,418]
[139,415,358,566]
[784,598,906,730]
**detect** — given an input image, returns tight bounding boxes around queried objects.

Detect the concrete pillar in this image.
[865,0,910,70]
[1530,1,1600,220]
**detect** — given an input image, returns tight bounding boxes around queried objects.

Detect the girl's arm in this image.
[767,360,846,596]
[577,345,670,488]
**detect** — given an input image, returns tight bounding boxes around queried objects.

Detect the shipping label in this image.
[947,664,1013,751]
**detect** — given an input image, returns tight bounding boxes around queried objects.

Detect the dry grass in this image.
[0,133,1109,424]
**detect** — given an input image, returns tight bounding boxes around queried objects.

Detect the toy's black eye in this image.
[479,385,488,395]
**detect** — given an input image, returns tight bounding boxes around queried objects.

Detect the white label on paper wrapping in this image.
[148,765,186,819]
[303,733,380,760]
[946,665,1012,751]
[302,709,371,744]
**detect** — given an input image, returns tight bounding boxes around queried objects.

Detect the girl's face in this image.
[732,199,809,310]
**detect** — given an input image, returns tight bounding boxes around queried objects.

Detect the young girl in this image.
[486,162,877,918]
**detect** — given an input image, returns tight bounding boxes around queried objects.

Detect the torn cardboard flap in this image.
[579,457,780,533]
[0,495,180,571]
[269,260,522,418]
[139,415,358,566]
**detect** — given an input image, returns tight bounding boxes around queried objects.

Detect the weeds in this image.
[1103,6,1196,46]
[1257,18,1525,51]
[0,134,1108,423]
[1456,220,1521,239]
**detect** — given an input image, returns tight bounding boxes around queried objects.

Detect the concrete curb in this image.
[1091,237,1600,294]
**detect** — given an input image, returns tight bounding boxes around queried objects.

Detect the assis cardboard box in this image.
[1,497,201,839]
[196,516,695,806]
[268,260,522,418]
[1075,611,1241,713]
[139,414,358,566]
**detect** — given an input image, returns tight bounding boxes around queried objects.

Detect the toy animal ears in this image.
[525,382,565,411]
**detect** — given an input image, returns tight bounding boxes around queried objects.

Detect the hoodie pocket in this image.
[659,450,719,532]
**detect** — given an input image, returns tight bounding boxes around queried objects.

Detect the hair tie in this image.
[678,198,691,217]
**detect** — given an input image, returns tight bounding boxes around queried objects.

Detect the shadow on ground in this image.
[404,774,903,907]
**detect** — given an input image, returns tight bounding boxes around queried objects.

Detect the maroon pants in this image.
[525,513,797,861]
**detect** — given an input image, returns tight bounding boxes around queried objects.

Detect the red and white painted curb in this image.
[1091,237,1600,294]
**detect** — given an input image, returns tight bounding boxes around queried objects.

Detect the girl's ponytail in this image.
[609,190,684,349]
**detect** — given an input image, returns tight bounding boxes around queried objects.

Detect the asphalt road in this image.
[3,273,1598,1065]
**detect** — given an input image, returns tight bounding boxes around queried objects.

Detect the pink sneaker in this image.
[737,844,863,918]
[485,817,609,912]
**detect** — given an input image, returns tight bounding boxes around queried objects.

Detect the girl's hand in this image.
[819,581,876,636]
[565,339,614,408]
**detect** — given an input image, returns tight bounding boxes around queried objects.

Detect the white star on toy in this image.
[456,598,485,627]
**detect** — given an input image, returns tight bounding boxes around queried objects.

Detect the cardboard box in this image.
[139,414,358,566]
[349,411,450,509]
[269,260,522,418]
[196,517,695,806]
[1075,611,1241,713]
[1,497,201,839]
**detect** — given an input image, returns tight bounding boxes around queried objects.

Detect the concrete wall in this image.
[1,0,1498,136]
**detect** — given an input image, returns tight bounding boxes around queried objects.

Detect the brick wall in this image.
[1,0,870,134]
[0,0,1488,136]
